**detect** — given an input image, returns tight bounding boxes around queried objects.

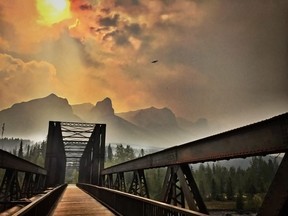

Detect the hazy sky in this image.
[0,0,287,134]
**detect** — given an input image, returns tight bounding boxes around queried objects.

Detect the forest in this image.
[3,140,280,213]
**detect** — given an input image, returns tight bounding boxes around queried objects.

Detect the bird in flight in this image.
[151,60,158,63]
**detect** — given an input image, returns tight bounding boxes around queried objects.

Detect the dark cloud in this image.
[100,8,111,14]
[103,30,130,46]
[115,0,140,7]
[79,4,93,10]
[99,14,120,27]
[125,23,142,36]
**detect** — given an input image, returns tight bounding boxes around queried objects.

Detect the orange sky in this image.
[0,0,288,133]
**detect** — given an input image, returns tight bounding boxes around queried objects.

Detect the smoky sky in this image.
[0,0,287,135]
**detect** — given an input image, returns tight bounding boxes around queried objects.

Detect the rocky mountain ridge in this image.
[0,94,208,146]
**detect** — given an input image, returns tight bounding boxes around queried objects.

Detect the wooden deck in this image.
[51,184,115,216]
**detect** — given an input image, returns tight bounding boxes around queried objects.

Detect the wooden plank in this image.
[51,184,115,216]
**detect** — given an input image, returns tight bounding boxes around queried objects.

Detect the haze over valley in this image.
[0,94,209,147]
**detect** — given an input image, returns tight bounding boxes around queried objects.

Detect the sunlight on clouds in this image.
[37,0,71,25]
[0,54,59,109]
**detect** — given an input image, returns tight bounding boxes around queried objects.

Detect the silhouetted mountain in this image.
[72,103,94,121]
[177,117,209,140]
[87,98,153,145]
[118,107,178,129]
[117,107,195,145]
[0,94,208,147]
[0,94,81,140]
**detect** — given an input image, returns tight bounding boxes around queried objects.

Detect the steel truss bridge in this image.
[0,113,288,215]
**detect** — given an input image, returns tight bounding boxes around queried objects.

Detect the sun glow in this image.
[37,0,71,26]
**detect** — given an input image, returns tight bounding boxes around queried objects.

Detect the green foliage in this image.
[236,190,244,211]
[194,156,279,211]
[108,144,136,164]
[107,144,113,161]
[23,141,46,167]
[18,140,24,158]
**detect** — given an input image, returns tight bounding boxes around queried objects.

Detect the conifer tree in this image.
[18,140,24,158]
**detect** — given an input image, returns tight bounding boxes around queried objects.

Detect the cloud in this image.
[0,54,59,110]
[0,0,287,136]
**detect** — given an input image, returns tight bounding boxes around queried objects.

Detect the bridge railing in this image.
[77,183,208,216]
[0,150,47,210]
[99,113,288,215]
[11,184,67,216]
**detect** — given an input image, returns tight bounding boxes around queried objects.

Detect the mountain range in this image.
[0,94,208,147]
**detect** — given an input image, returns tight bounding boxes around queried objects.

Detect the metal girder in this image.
[104,174,113,188]
[45,122,66,187]
[102,113,288,175]
[0,169,21,202]
[258,152,288,216]
[0,150,47,175]
[128,170,149,198]
[161,166,185,207]
[61,122,96,128]
[21,173,34,198]
[177,165,208,213]
[160,165,208,213]
[113,172,126,192]
[78,124,106,186]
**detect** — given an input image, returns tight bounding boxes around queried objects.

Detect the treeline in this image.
[5,140,281,212]
[193,156,279,211]
[105,143,145,166]
[11,140,46,167]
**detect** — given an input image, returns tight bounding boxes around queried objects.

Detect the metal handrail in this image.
[77,183,208,216]
[12,184,67,216]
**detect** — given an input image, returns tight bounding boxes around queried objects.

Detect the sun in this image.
[37,0,71,26]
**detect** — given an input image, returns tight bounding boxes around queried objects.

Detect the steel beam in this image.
[0,150,46,175]
[103,113,288,174]
[258,152,288,216]
[78,124,106,185]
[45,121,66,187]
[128,170,149,198]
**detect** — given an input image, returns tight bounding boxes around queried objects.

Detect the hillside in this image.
[0,94,208,146]
[0,94,81,140]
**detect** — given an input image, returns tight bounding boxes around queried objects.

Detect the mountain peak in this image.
[91,97,114,117]
[46,93,58,98]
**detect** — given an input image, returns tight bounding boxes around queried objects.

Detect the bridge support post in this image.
[78,124,106,185]
[128,170,149,198]
[114,172,126,192]
[258,152,288,216]
[21,172,34,197]
[161,165,208,214]
[45,121,66,187]
[0,169,21,203]
[91,124,106,185]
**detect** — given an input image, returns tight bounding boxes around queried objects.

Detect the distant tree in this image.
[107,144,113,161]
[199,180,206,198]
[226,177,234,200]
[236,189,244,212]
[25,145,30,160]
[139,148,145,157]
[115,144,125,163]
[18,140,24,158]
[125,145,135,161]
[211,178,217,200]
[114,144,136,163]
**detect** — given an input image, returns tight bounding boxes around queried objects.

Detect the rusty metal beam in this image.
[258,152,288,216]
[0,150,46,175]
[103,113,288,174]
[45,121,66,187]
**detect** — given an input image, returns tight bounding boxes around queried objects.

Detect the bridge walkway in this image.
[50,184,115,216]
